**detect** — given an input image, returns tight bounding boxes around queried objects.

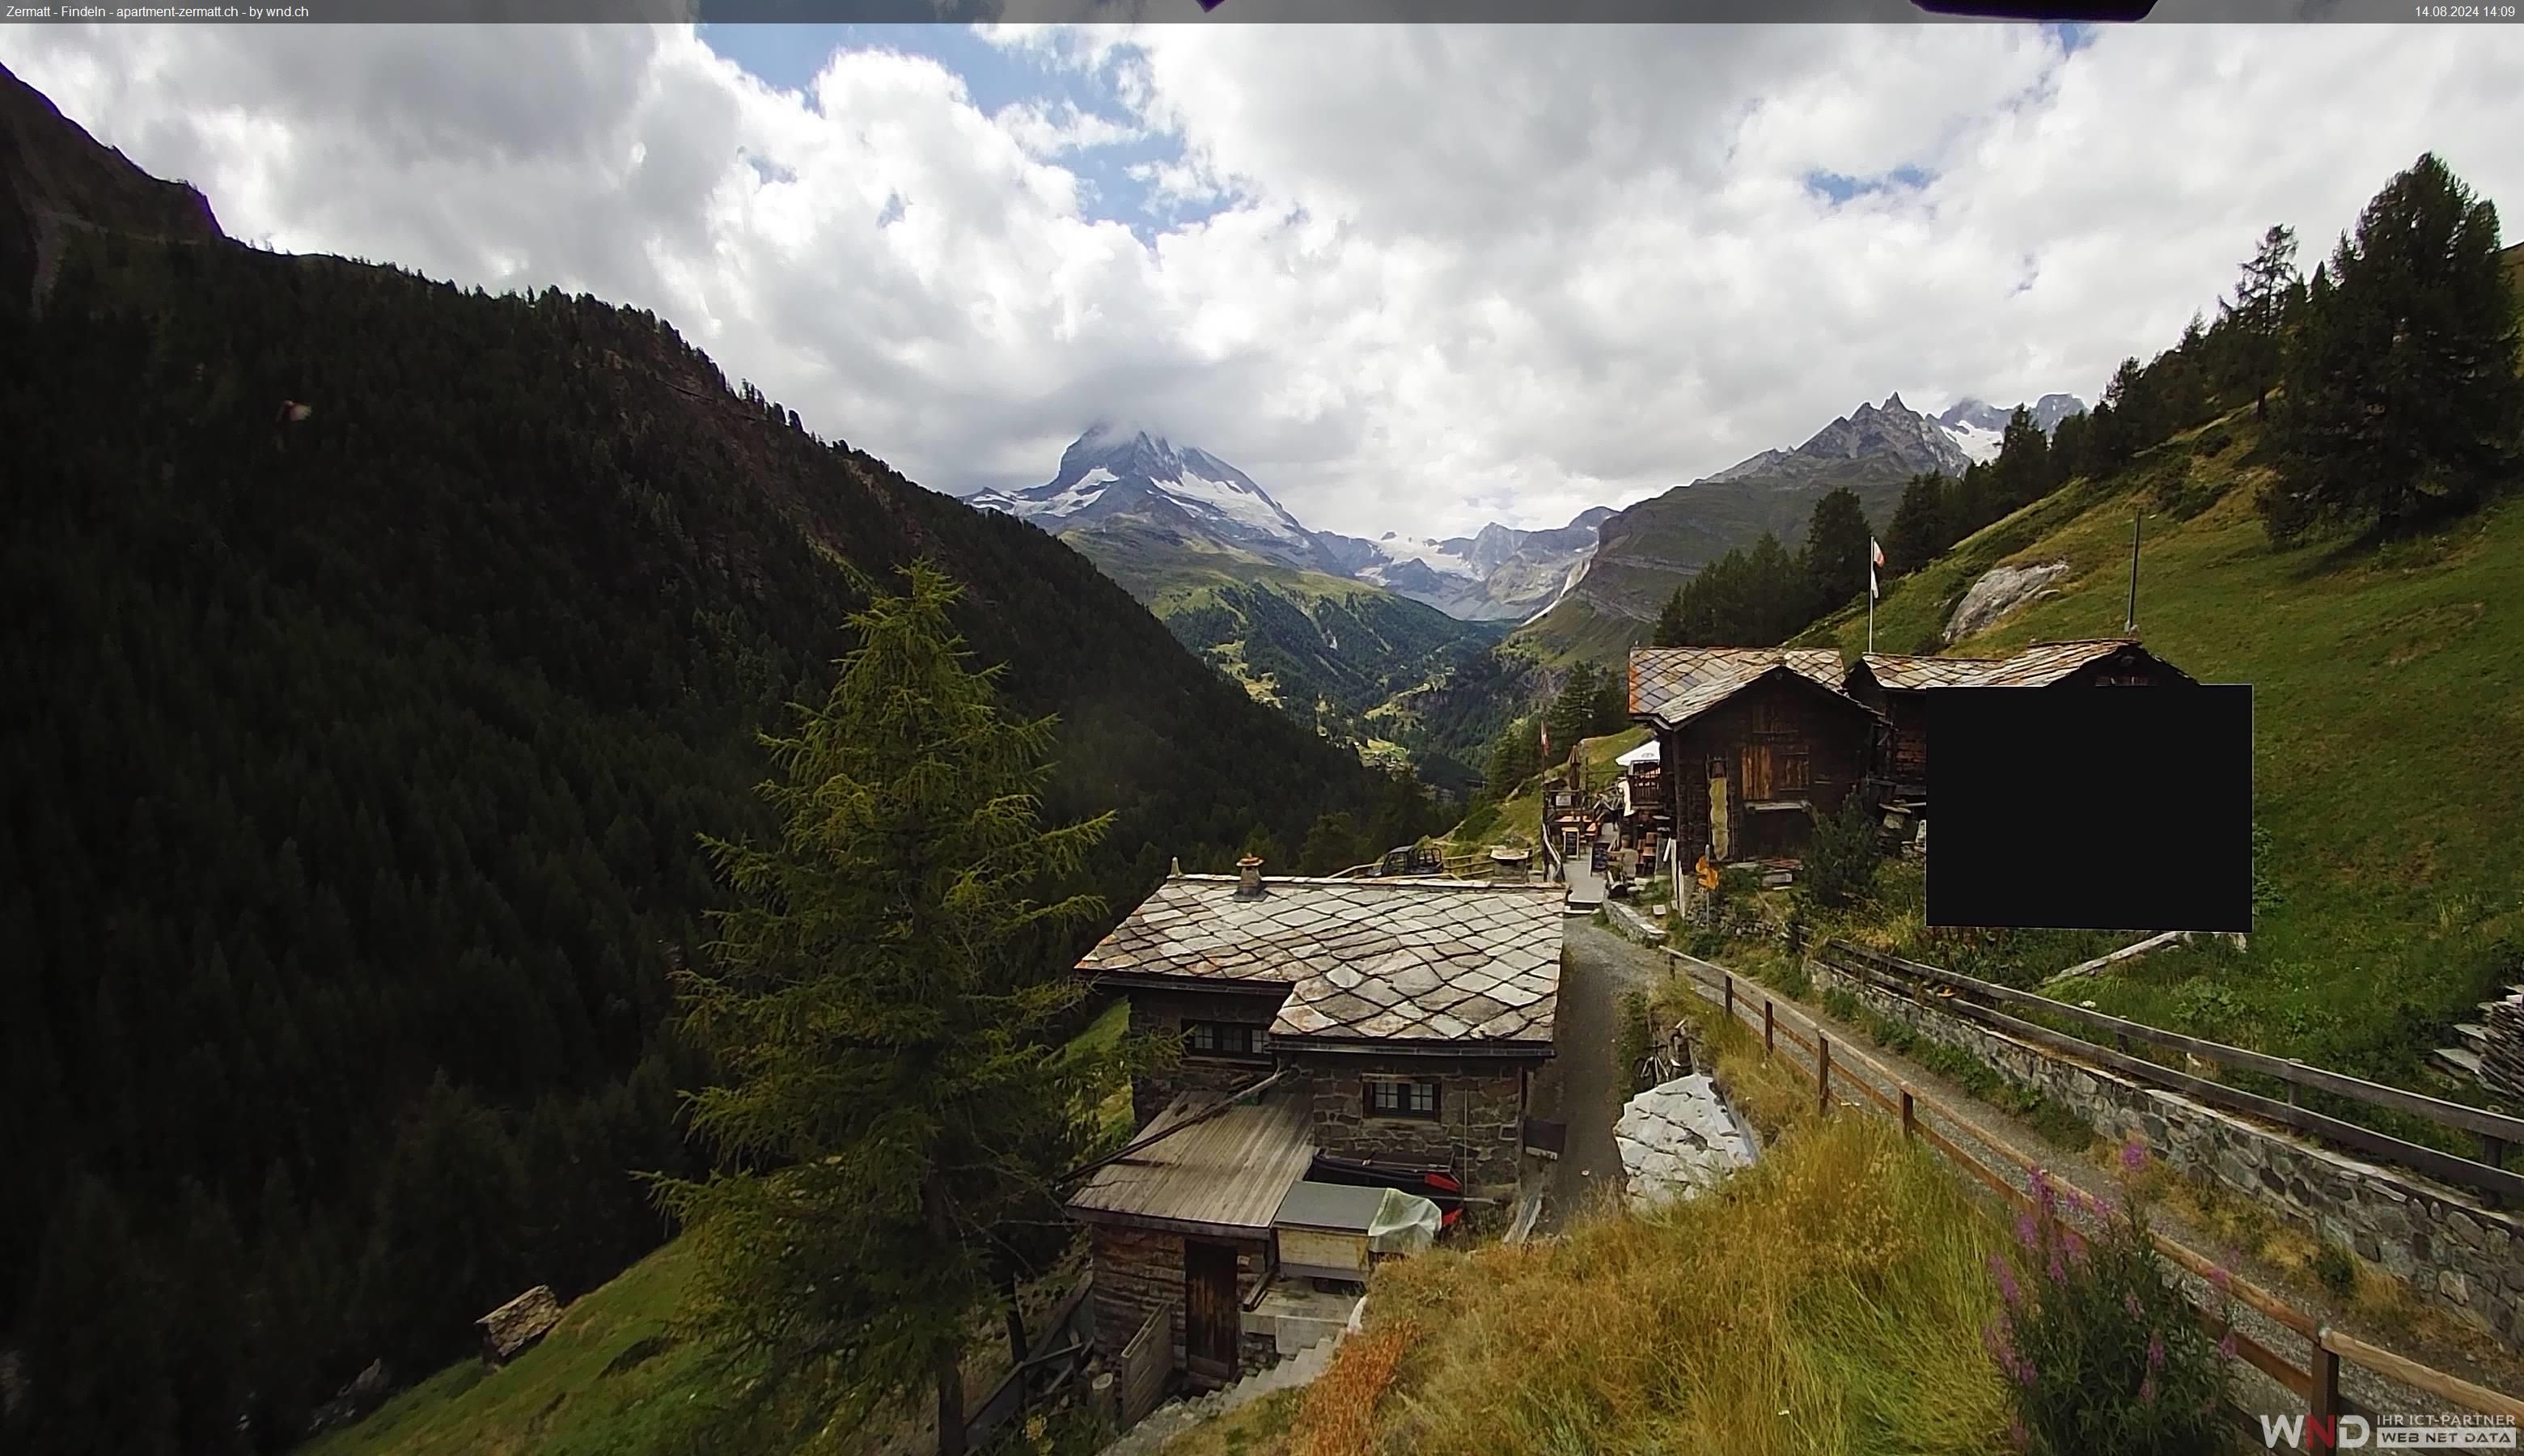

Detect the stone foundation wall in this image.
[1278,1054,1530,1199]
[1125,986,1285,1128]
[1086,1225,1277,1378]
[1806,956,2524,1348]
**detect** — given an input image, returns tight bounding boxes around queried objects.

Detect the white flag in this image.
[1870,537,1884,599]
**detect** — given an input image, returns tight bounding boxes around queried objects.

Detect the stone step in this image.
[2431,1045,2486,1081]
[2454,1022,2490,1054]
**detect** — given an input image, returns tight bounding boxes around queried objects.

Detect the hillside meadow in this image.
[1795,408,2524,1114]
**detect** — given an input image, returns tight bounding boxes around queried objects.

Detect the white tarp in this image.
[1615,1074,1757,1213]
[1365,1188,1442,1255]
[1616,739,1662,768]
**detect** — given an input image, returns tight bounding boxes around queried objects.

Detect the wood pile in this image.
[477,1285,562,1366]
[2483,989,2524,1101]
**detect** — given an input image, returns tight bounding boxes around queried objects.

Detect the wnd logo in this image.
[2260,1414,2373,1449]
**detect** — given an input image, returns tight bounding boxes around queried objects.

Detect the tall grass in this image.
[1320,1060,2010,1456]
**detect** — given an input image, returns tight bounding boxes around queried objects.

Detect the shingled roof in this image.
[1851,653,2005,691]
[1076,875,1564,1050]
[1853,640,2194,691]
[1628,647,1857,730]
[1065,1092,1316,1238]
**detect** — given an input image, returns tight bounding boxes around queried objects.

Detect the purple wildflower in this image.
[2120,1140,2149,1174]
[2208,1263,2231,1293]
[2033,1169,2057,1212]
[1989,1254,2022,1308]
[2124,1292,2143,1319]
[2016,1210,2041,1250]
[2146,1332,2166,1371]
[2007,1416,2031,1452]
[2048,1250,2068,1285]
[2139,1373,2158,1407]
[2217,1331,2238,1361]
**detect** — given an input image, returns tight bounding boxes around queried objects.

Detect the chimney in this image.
[1235,855,1265,898]
[1169,856,1183,879]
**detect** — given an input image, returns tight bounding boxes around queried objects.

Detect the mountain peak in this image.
[1882,392,1908,413]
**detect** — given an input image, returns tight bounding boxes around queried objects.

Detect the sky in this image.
[6,22,2521,538]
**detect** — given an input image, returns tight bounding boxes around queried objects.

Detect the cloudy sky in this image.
[6,20,2520,537]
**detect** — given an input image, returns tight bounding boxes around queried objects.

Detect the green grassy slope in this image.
[1060,521,1505,755]
[1793,405,2524,1098]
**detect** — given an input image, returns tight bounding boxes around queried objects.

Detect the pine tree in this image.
[1882,473,1950,578]
[2219,224,2301,418]
[1548,662,1599,755]
[651,562,1124,1456]
[1993,405,2051,510]
[1653,588,1687,648]
[2269,154,2522,540]
[1799,488,1873,618]
[1591,664,1629,734]
[1299,811,1367,874]
[17,1177,178,1456]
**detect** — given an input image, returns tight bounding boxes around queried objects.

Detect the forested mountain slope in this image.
[0,63,1431,1454]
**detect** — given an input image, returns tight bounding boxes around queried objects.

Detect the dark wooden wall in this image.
[1659,675,1874,866]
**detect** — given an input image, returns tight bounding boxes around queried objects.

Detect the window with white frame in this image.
[1362,1077,1441,1120]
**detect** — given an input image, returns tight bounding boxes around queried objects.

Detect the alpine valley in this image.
[973,396,2081,781]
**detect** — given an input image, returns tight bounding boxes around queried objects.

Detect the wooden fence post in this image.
[1723,972,1734,1022]
[2308,1331,2342,1455]
[1764,1000,1775,1056]
[1900,1086,1916,1141]
[1818,1035,1832,1116]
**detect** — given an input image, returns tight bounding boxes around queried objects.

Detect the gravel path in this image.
[1535,921,1671,1234]
[1665,950,2524,1426]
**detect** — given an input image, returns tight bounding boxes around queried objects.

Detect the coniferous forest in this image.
[0,125,1443,1450]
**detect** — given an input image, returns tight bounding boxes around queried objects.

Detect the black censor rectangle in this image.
[1928,683,2251,933]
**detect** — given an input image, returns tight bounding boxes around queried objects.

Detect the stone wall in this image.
[1126,985,1286,1129]
[1806,955,2524,1348]
[1278,1053,1531,1198]
[1086,1225,1277,1379]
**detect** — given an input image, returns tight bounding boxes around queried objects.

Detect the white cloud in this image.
[4,23,2522,540]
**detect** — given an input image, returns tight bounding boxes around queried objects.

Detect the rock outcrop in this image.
[1944,560,2070,645]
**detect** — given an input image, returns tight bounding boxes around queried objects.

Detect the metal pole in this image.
[2125,509,2141,635]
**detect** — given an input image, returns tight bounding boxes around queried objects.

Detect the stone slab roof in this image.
[1077,874,1564,1049]
[1628,647,1861,730]
[1852,653,2005,691]
[1853,640,2193,692]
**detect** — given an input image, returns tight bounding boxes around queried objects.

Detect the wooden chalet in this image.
[1843,639,2197,804]
[1627,648,1881,867]
[1067,859,1564,1382]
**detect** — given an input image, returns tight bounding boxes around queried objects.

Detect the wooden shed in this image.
[1628,648,1881,868]
[1066,1091,1316,1387]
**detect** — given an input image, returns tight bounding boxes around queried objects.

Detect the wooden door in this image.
[1183,1241,1239,1383]
[1741,744,1774,802]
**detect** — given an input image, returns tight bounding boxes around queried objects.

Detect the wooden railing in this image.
[1815,939,2524,1204]
[1664,949,2524,1440]
[1116,1302,1174,1428]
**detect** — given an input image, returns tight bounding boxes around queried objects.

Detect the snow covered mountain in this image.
[967,422,1329,572]
[1933,394,2090,464]
[1315,509,1616,620]
[968,425,1613,620]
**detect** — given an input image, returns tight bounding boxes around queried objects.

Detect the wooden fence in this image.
[1666,949,2524,1449]
[1815,938,2524,1204]
[1117,1302,1173,1428]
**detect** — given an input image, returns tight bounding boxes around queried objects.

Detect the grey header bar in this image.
[7,0,2516,22]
